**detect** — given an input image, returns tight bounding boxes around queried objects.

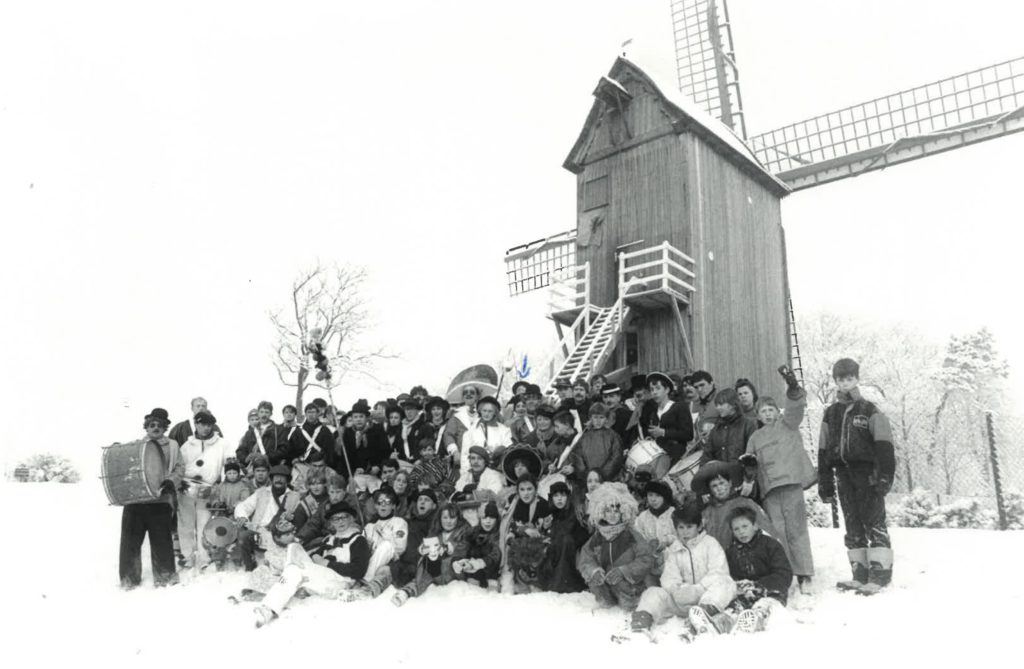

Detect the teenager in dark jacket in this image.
[639,372,695,464]
[387,489,439,590]
[288,404,337,470]
[544,481,589,593]
[721,506,794,633]
[571,403,625,483]
[459,502,502,589]
[702,388,758,465]
[819,357,896,595]
[383,404,406,461]
[237,400,287,467]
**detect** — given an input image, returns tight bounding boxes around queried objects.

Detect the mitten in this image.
[777,364,800,390]
[588,569,606,587]
[605,567,624,586]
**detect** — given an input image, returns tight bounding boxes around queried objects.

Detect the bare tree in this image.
[269,262,391,409]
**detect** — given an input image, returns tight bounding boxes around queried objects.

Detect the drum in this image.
[625,439,670,481]
[664,449,702,498]
[203,516,239,549]
[100,440,166,505]
[538,473,569,501]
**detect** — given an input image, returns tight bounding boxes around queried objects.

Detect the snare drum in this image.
[100,440,166,505]
[203,516,240,549]
[664,449,702,498]
[625,439,670,481]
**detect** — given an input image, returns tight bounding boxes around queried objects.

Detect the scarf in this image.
[596,521,627,542]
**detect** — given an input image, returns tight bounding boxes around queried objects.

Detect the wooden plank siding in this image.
[566,62,789,392]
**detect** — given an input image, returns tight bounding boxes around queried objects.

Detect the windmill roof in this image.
[564,57,790,198]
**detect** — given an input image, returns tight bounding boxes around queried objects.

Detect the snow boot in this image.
[733,609,764,634]
[836,548,868,591]
[253,605,277,629]
[857,546,893,596]
[797,575,813,596]
[630,610,654,632]
[688,605,732,635]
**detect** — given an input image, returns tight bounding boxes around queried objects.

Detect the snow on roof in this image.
[617,56,789,195]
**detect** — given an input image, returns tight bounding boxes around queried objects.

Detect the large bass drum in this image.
[664,449,703,499]
[625,439,670,481]
[100,440,166,505]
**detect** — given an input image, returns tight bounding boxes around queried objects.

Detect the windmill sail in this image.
[670,0,747,138]
[504,229,577,297]
[749,57,1024,190]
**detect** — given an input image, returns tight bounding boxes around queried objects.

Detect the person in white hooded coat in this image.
[632,502,736,632]
[177,410,229,569]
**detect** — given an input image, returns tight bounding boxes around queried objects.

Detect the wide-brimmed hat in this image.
[690,460,743,496]
[646,372,675,393]
[511,380,530,395]
[424,396,451,415]
[445,364,499,403]
[501,446,543,483]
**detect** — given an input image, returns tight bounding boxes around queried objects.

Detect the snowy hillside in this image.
[7,480,1020,667]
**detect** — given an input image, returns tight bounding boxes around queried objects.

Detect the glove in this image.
[874,477,892,495]
[452,560,466,575]
[738,454,758,469]
[588,569,606,587]
[178,480,191,493]
[160,480,176,495]
[777,364,800,390]
[391,590,409,607]
[605,567,625,586]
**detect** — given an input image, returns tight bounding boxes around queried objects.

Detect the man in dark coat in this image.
[689,371,720,424]
[288,403,337,470]
[601,384,635,446]
[341,400,389,475]
[237,400,288,467]
[168,396,222,445]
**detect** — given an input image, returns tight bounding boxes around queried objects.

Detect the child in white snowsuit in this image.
[363,487,409,580]
[633,480,677,585]
[631,502,736,633]
[253,501,370,627]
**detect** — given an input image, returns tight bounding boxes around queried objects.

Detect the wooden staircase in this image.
[544,300,631,395]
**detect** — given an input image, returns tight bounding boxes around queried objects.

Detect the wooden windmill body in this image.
[504,0,1023,396]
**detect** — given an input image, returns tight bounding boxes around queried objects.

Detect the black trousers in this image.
[119,502,177,586]
[836,464,891,549]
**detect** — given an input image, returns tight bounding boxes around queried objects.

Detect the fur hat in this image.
[643,479,673,504]
[415,489,438,506]
[194,410,217,425]
[425,396,450,415]
[586,482,639,525]
[223,460,241,474]
[690,460,743,496]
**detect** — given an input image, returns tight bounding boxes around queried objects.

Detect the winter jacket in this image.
[634,505,677,552]
[142,436,184,506]
[608,405,635,446]
[818,388,896,496]
[314,528,371,580]
[180,433,229,490]
[341,424,390,474]
[525,429,576,471]
[236,422,288,467]
[702,495,779,553]
[299,490,329,521]
[209,479,253,514]
[702,412,758,465]
[725,530,793,605]
[233,485,304,530]
[454,467,505,497]
[364,514,409,555]
[746,388,816,495]
[577,526,656,584]
[510,414,537,444]
[464,524,502,578]
[440,524,471,560]
[544,505,590,593]
[640,400,695,463]
[660,532,736,610]
[571,427,625,482]
[288,421,337,469]
[691,391,720,425]
[458,421,513,472]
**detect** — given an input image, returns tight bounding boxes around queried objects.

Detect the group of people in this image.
[115,356,896,638]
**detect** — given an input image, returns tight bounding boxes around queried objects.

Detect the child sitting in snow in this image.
[544,480,589,594]
[298,469,330,520]
[363,487,409,581]
[391,534,458,607]
[691,460,779,553]
[252,501,370,628]
[633,480,677,586]
[720,506,794,633]
[456,501,502,590]
[209,460,253,515]
[432,503,470,561]
[576,482,656,610]
[630,501,736,635]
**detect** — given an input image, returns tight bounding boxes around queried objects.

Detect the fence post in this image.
[831,471,840,528]
[986,411,1008,531]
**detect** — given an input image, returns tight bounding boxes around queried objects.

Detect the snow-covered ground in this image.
[6,480,1019,668]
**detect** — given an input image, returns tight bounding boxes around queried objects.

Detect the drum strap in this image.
[251,427,265,455]
[299,425,324,461]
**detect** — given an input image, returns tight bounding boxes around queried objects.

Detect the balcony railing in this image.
[618,241,696,310]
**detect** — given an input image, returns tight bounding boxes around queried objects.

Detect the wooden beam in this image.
[671,298,695,372]
[553,320,570,359]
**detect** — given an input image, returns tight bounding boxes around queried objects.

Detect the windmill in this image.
[503,0,1023,398]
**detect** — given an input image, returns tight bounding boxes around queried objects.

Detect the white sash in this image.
[299,425,324,461]
[251,426,265,455]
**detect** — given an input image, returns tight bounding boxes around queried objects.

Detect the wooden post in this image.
[661,241,669,292]
[986,411,1009,531]
[670,298,695,372]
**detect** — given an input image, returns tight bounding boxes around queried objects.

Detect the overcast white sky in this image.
[2,1,1022,472]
